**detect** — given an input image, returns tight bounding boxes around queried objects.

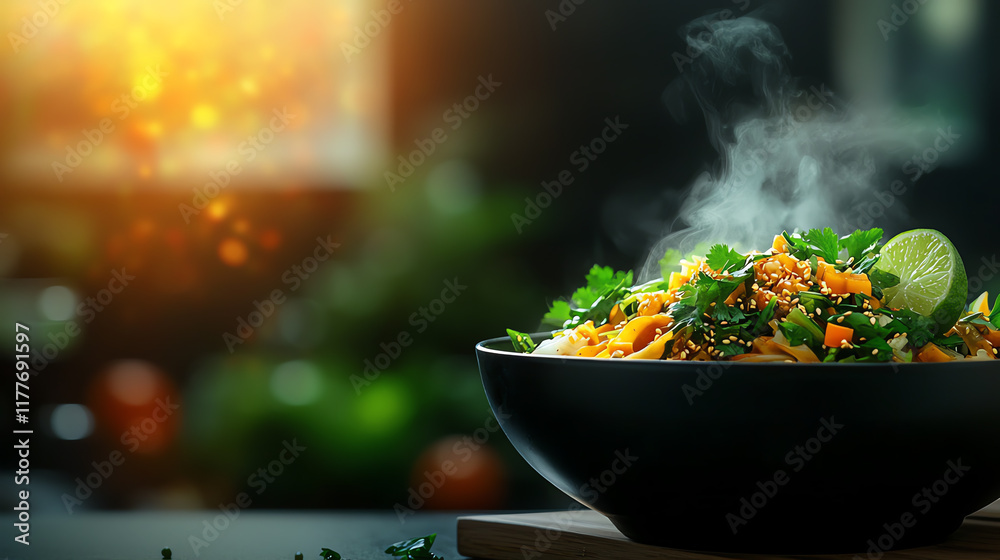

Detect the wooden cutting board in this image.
[457,509,1000,560]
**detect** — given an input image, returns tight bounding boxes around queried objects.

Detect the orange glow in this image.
[89,360,179,454]
[218,238,248,267]
[0,0,388,189]
[207,200,228,221]
[260,229,282,250]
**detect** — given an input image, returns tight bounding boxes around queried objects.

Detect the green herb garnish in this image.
[320,548,342,560]
[506,328,537,354]
[385,533,443,560]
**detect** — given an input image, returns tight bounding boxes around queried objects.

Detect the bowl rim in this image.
[476,334,997,367]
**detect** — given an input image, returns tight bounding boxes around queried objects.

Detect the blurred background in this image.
[0,0,998,513]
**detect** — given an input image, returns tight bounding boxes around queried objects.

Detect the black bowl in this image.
[476,334,1000,554]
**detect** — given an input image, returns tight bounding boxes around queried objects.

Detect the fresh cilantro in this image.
[797,290,832,315]
[778,321,813,346]
[706,244,747,273]
[541,300,572,328]
[782,228,883,272]
[875,308,940,348]
[716,341,748,357]
[933,333,965,350]
[541,266,634,328]
[822,347,840,362]
[803,228,841,263]
[506,329,537,353]
[991,294,1000,328]
[856,337,894,362]
[851,253,881,275]
[385,534,443,560]
[572,266,631,308]
[674,272,748,326]
[840,228,884,264]
[753,296,779,335]
[320,548,342,560]
[785,308,825,343]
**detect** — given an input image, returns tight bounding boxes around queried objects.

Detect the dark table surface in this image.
[4,511,474,560]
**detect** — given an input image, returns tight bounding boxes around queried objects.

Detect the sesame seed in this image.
[752,283,760,290]
[723,340,731,345]
[746,341,753,347]
[872,349,879,355]
[791,298,800,305]
[994,348,998,355]
[815,308,823,316]
[845,311,853,316]
[729,336,738,341]
[836,297,844,304]
[870,317,877,325]
[836,317,845,324]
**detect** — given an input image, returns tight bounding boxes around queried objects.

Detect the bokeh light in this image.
[38,285,76,321]
[269,360,322,406]
[218,237,248,267]
[50,404,95,440]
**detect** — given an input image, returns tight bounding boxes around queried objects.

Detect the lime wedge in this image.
[874,229,967,328]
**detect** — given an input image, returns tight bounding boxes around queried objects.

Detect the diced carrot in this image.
[725,283,746,305]
[608,304,626,326]
[612,315,672,354]
[825,323,854,348]
[846,274,872,296]
[625,332,674,360]
[772,234,789,253]
[608,340,634,355]
[576,341,608,357]
[824,271,849,294]
[775,252,799,273]
[595,323,615,334]
[917,343,955,363]
[577,321,600,344]
[816,260,835,282]
[754,290,775,310]
[668,272,685,290]
[637,292,665,316]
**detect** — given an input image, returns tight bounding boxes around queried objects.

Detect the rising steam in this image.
[640,14,927,281]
